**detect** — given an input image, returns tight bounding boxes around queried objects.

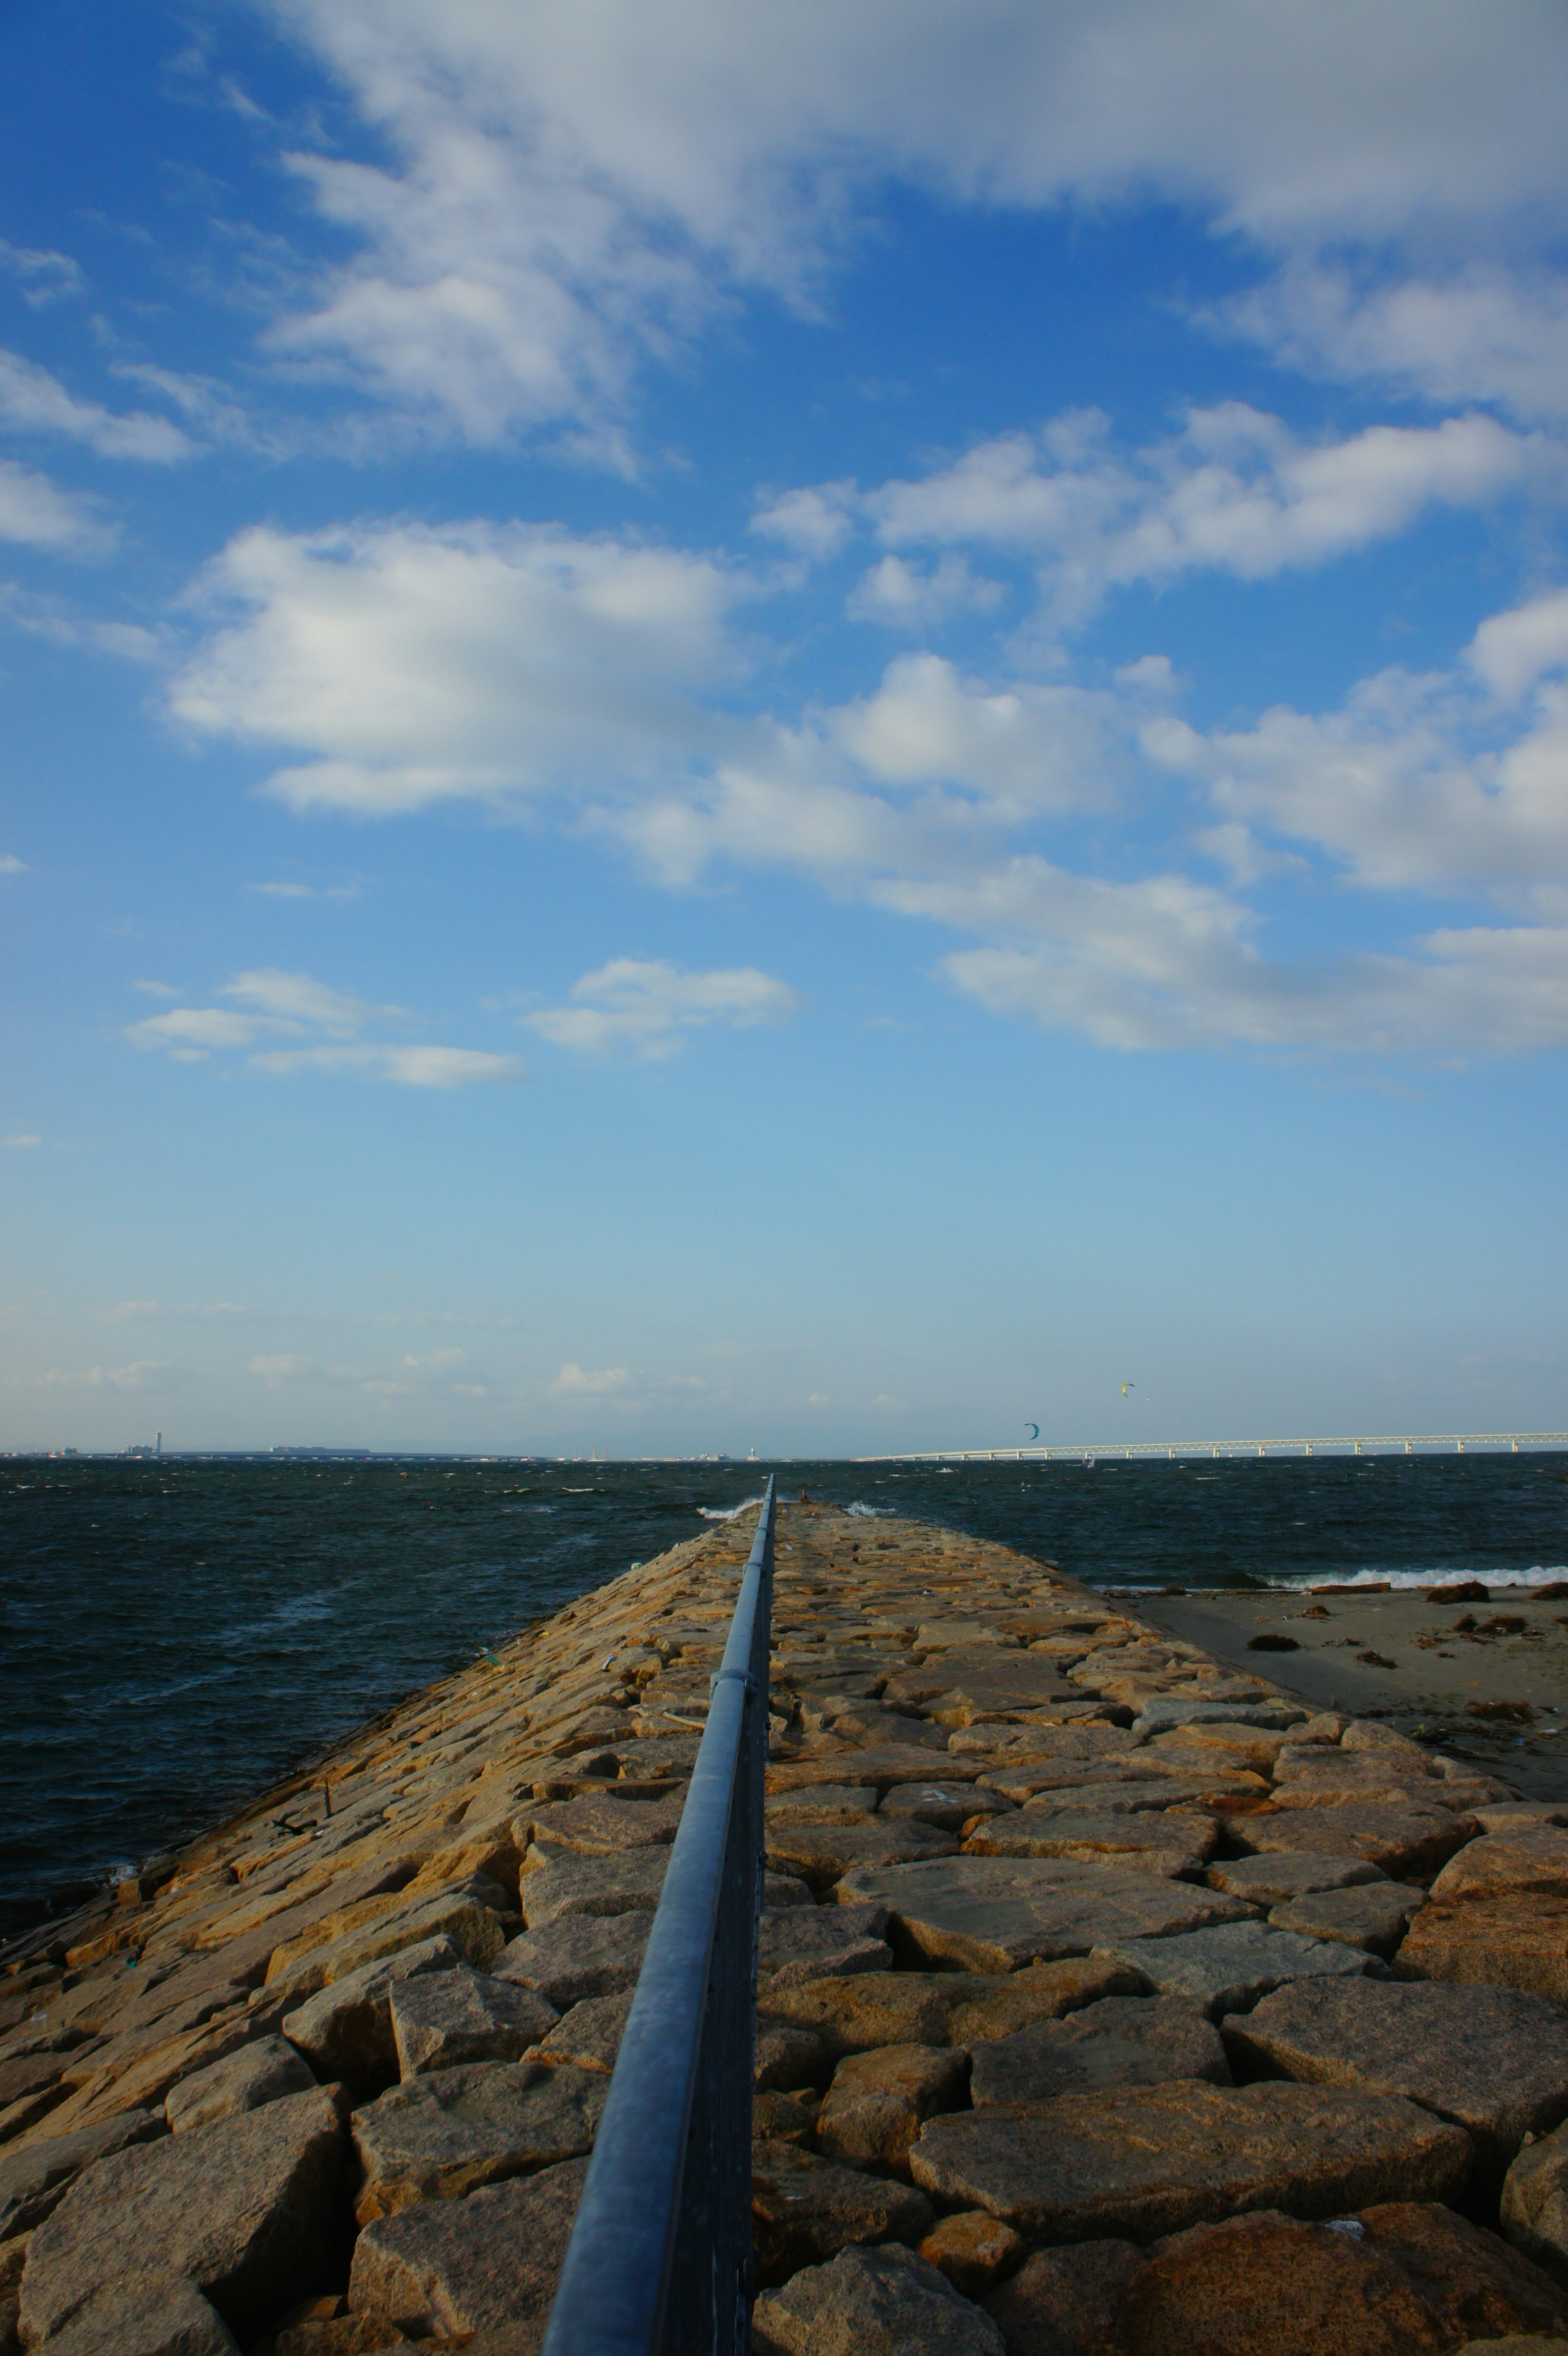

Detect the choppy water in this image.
[2,1450,1565,1937]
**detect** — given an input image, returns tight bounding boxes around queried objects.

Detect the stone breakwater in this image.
[4,1505,1568,2356]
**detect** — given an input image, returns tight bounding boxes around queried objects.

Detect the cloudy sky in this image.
[4,1,1568,1454]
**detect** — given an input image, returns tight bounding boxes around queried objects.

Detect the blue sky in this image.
[4,1,1568,1455]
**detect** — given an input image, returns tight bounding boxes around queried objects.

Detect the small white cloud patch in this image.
[125,967,521,1087]
[526,959,800,1060]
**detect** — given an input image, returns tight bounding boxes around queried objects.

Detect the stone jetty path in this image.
[4,1501,1568,2356]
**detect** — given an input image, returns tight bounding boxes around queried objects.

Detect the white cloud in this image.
[3,1131,41,1149]
[527,958,800,1060]
[250,1354,306,1381]
[1145,611,1568,900]
[860,405,1551,624]
[832,653,1121,811]
[169,520,737,814]
[125,965,519,1085]
[106,1300,249,1321]
[845,554,1004,627]
[252,2,1568,444]
[35,1360,167,1390]
[0,854,27,877]
[0,458,110,552]
[1222,263,1568,428]
[0,351,193,462]
[551,1361,630,1394]
[751,484,855,559]
[0,239,83,305]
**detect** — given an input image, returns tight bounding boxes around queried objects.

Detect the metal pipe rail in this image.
[541,1475,777,2356]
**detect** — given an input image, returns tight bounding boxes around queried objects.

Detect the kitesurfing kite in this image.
[1025,1423,1040,1441]
[1121,1383,1135,1396]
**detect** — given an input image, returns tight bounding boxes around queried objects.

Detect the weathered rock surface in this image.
[388,1969,557,2078]
[759,1903,892,1989]
[516,1849,669,1928]
[489,1913,650,2009]
[1095,1920,1377,2018]
[751,2142,935,2286]
[880,1784,1014,1832]
[1432,1830,1568,1903]
[281,1938,465,2095]
[1397,1895,1568,2002]
[1205,1855,1387,1904]
[838,1857,1254,1972]
[909,2082,1470,2244]
[351,2062,606,2221]
[1268,1881,1427,1959]
[348,2156,587,2344]
[165,2035,317,2134]
[530,1992,630,2075]
[766,1787,880,1826]
[916,2211,1026,2300]
[766,1822,960,1890]
[760,1958,1148,2058]
[22,2274,243,2356]
[967,1809,1218,1877]
[753,2242,1004,2356]
[265,1882,509,2003]
[518,1790,685,1856]
[984,2202,1568,2356]
[969,1996,1231,2108]
[1225,1977,1568,2189]
[1231,1806,1478,1884]
[0,2107,167,2239]
[20,2084,346,2350]
[1503,2119,1568,2275]
[817,2045,969,2176]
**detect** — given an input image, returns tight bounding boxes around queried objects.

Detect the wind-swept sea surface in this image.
[3,1450,1566,1935]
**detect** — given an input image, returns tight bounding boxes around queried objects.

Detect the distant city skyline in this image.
[4,3,1568,1453]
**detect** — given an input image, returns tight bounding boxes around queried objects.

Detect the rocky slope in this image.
[3,1502,1568,2356]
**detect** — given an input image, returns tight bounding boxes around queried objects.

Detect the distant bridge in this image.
[856,1432,1568,1463]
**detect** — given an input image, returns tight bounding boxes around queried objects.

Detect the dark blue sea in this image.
[3,1451,1566,1938]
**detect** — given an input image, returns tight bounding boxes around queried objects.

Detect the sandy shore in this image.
[1130,1583,1568,1800]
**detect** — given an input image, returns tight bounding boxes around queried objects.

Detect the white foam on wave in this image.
[845,1500,890,1517]
[697,1494,767,1521]
[1269,1563,1568,1592]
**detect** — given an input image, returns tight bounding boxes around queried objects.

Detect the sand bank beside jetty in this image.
[4,1503,1568,2356]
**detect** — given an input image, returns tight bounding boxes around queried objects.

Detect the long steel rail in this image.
[541,1474,776,2356]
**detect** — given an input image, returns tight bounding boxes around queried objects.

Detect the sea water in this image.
[2,1450,1565,1935]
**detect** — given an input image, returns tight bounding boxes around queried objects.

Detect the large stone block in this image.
[909,2083,1470,2245]
[760,1957,1148,2059]
[1267,1883,1426,1960]
[1226,1977,1568,2192]
[282,1937,464,2095]
[490,1913,650,2009]
[836,1856,1255,1973]
[817,2045,969,2177]
[969,1996,1231,2109]
[1503,2118,1568,2275]
[753,2242,1003,2356]
[984,2202,1568,2356]
[0,2108,167,2240]
[1093,1920,1375,2019]
[19,2084,346,2351]
[1229,1806,1477,1885]
[1430,1829,1568,1904]
[348,2156,587,2343]
[351,2060,606,2221]
[1397,1895,1568,2002]
[765,1822,959,1891]
[165,2035,316,2134]
[751,2138,934,2285]
[389,1970,557,2078]
[965,1810,1217,1877]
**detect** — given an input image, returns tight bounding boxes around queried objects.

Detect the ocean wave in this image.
[1269,1564,1568,1591]
[698,1494,766,1521]
[846,1500,890,1517]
